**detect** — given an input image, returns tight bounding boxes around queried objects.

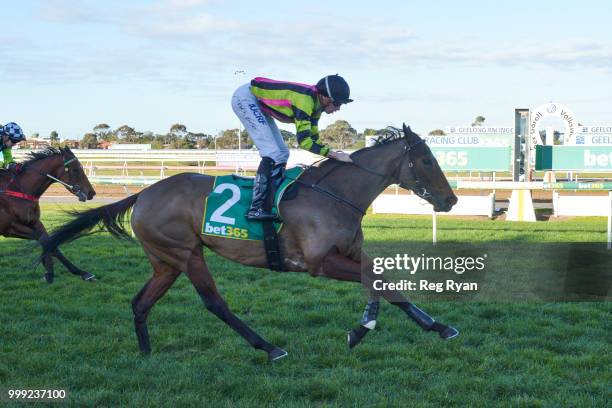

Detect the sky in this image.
[1,0,611,139]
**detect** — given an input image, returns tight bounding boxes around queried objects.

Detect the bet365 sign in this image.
[430,147,512,171]
[536,146,612,171]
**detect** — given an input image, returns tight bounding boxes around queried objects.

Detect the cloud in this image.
[117,6,612,73]
[165,0,210,8]
[7,3,611,90]
[35,0,108,24]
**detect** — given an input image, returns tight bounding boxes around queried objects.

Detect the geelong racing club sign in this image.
[529,103,578,146]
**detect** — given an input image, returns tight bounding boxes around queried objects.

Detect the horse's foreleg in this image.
[348,297,380,348]
[131,262,181,354]
[185,247,287,361]
[316,251,459,346]
[313,251,379,347]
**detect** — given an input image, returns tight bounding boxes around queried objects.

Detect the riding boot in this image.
[247,157,280,221]
[270,162,286,190]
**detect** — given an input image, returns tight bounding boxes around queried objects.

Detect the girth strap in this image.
[262,220,285,271]
[0,190,39,202]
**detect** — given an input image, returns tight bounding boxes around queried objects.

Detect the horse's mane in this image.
[308,126,412,174]
[371,126,406,146]
[23,147,69,165]
[348,126,414,160]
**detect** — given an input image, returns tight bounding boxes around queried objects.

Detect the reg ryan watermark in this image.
[369,253,487,293]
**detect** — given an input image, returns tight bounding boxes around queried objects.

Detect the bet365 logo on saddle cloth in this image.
[202,167,304,241]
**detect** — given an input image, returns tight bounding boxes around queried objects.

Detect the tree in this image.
[320,120,358,149]
[115,125,136,140]
[472,116,486,127]
[169,123,188,138]
[428,129,446,136]
[279,129,297,148]
[190,133,214,149]
[215,129,240,149]
[81,133,98,149]
[93,123,112,141]
[363,128,380,136]
[50,130,59,142]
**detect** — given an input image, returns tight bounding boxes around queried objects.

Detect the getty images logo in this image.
[584,150,612,168]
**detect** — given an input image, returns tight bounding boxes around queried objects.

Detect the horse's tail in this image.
[41,193,140,256]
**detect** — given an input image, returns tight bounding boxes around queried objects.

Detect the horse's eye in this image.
[423,158,433,166]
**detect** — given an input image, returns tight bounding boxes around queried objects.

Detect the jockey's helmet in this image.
[316,74,353,105]
[1,122,26,143]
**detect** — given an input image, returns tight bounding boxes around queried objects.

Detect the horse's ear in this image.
[402,123,415,140]
[402,123,422,144]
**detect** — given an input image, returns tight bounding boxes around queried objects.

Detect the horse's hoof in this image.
[268,347,288,361]
[439,326,459,340]
[81,272,96,282]
[44,274,54,284]
[347,325,370,349]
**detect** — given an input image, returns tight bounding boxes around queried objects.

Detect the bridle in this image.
[43,157,81,193]
[394,138,432,200]
[0,154,84,202]
[293,137,431,215]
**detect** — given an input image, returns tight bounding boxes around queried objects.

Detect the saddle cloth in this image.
[202,167,304,241]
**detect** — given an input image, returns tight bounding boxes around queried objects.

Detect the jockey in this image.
[232,74,354,221]
[0,122,26,172]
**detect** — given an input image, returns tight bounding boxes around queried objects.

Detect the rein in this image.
[294,138,427,215]
[45,157,78,190]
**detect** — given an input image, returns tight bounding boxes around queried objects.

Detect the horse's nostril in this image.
[447,195,458,206]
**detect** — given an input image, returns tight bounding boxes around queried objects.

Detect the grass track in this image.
[0,206,610,407]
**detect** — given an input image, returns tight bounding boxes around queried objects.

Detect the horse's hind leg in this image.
[185,246,287,361]
[51,249,96,281]
[131,260,181,354]
[26,220,94,282]
[7,221,56,283]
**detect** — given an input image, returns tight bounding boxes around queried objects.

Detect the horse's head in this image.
[21,147,96,202]
[57,147,96,202]
[396,123,457,212]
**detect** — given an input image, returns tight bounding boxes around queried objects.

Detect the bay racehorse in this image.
[41,125,459,360]
[1,147,96,283]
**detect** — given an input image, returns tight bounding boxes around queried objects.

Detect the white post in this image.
[492,171,496,195]
[234,70,246,151]
[432,210,437,245]
[608,191,612,249]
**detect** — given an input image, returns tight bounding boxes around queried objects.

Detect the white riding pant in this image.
[231,83,289,165]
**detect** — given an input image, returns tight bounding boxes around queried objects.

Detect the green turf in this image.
[1,206,610,407]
